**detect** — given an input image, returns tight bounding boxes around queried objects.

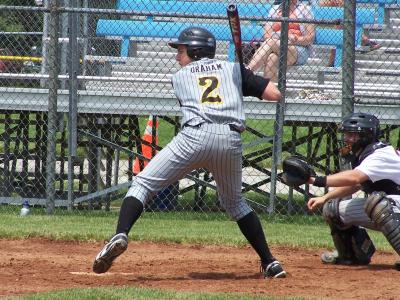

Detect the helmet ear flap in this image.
[187,47,199,60]
[169,27,216,60]
[187,47,213,60]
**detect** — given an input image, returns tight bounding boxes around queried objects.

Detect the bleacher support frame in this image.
[0,107,398,214]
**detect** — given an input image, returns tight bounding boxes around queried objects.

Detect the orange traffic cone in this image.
[133,115,159,175]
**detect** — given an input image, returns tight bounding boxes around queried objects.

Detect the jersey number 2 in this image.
[198,76,222,104]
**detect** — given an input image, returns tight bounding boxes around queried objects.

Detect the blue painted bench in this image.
[117,0,380,25]
[356,0,400,24]
[117,0,379,24]
[97,20,362,67]
[97,0,377,67]
[117,0,271,19]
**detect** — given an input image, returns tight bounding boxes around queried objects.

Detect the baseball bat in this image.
[227,4,245,75]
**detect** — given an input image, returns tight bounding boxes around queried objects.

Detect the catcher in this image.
[282,113,400,266]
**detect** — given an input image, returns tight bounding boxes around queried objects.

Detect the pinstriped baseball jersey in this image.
[124,57,272,221]
[126,44,271,221]
[172,58,246,131]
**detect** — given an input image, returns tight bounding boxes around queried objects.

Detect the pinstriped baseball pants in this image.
[338,195,400,230]
[125,123,253,220]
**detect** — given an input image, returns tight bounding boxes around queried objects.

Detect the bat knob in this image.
[227,4,237,11]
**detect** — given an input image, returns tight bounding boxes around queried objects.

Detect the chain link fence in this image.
[0,0,399,219]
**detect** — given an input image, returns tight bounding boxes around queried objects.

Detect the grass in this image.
[4,286,306,300]
[0,208,392,251]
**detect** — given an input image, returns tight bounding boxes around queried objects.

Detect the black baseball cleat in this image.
[261,260,287,278]
[93,233,128,274]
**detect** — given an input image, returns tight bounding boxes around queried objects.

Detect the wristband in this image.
[313,176,327,187]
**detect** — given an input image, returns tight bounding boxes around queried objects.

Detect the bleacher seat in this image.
[99,30,365,67]
[356,0,399,23]
[97,0,379,66]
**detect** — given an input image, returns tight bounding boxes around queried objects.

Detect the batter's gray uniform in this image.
[93,27,286,278]
[126,58,265,220]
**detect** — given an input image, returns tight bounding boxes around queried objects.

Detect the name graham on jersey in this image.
[190,63,222,73]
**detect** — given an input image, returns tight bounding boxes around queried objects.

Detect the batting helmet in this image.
[341,112,380,154]
[169,27,216,60]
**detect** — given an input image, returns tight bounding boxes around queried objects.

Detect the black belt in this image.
[228,124,241,134]
[183,123,241,134]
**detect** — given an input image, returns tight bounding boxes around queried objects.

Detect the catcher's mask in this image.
[339,113,380,158]
[168,27,216,61]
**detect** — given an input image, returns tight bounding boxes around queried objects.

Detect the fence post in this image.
[40,0,50,88]
[270,0,290,214]
[68,0,79,210]
[60,0,69,90]
[46,0,60,214]
[82,0,89,76]
[342,0,356,119]
[341,0,356,172]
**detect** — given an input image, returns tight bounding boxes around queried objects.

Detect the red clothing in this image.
[271,10,302,37]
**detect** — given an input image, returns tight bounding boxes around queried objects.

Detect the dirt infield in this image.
[0,238,399,299]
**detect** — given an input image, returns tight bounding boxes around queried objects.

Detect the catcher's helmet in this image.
[169,27,216,60]
[340,112,380,154]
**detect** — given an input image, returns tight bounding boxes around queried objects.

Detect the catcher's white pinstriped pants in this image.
[338,195,400,230]
[125,123,253,220]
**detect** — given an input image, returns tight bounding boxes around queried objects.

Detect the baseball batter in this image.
[307,113,400,266]
[93,27,286,278]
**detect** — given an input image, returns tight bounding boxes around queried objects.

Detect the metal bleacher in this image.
[84,2,400,115]
[286,6,400,104]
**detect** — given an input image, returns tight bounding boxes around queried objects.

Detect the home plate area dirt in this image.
[0,238,399,299]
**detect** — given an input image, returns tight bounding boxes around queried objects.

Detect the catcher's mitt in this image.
[282,155,315,187]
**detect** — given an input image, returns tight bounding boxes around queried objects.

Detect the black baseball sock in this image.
[237,211,274,265]
[116,196,144,235]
